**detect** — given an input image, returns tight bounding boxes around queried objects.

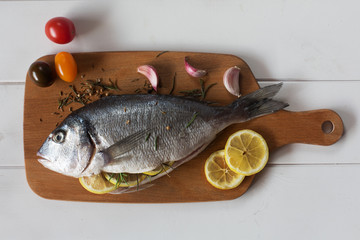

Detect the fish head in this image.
[37,116,95,178]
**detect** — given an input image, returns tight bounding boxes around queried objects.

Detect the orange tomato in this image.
[55,52,77,82]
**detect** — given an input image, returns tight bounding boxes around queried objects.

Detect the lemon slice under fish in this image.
[103,172,146,187]
[79,174,118,194]
[204,150,245,190]
[143,161,174,176]
[224,129,269,176]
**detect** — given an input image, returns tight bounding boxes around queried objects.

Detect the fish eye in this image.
[52,130,66,143]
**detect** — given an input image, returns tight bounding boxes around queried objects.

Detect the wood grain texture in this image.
[23,51,344,203]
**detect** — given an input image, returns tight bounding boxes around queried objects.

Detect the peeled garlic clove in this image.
[223,66,241,97]
[137,65,159,91]
[184,57,207,78]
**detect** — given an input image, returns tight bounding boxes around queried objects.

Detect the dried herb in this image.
[145,133,151,141]
[69,85,86,105]
[154,136,159,151]
[86,79,120,91]
[156,51,169,58]
[179,89,202,98]
[186,112,198,128]
[179,79,216,101]
[201,83,217,101]
[199,79,217,101]
[169,73,176,95]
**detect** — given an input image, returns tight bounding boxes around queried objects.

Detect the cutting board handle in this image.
[275,109,344,147]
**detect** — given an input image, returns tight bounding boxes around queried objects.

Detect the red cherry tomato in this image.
[45,17,76,44]
[55,52,77,82]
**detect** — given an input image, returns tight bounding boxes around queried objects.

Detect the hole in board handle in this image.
[322,121,334,134]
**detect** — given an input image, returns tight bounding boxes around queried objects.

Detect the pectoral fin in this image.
[103,129,152,161]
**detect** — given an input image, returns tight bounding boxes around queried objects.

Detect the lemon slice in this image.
[143,161,174,176]
[204,150,245,190]
[79,174,118,194]
[103,172,146,187]
[224,129,269,176]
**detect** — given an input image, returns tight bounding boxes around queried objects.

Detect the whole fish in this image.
[38,83,288,187]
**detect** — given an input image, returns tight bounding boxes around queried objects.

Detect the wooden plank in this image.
[0,84,25,167]
[1,1,360,81]
[23,51,343,202]
[1,166,360,240]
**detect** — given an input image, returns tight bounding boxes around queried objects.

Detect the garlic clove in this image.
[223,66,241,97]
[184,57,207,78]
[137,65,159,91]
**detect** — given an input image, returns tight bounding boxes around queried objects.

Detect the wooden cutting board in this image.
[23,51,343,203]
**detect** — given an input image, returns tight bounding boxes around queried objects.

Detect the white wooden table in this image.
[1,1,359,239]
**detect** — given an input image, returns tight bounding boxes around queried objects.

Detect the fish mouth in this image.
[36,152,51,163]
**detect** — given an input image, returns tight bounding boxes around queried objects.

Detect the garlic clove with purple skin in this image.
[223,66,241,97]
[137,65,159,92]
[184,57,207,78]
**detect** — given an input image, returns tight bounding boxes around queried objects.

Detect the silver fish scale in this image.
[77,95,220,173]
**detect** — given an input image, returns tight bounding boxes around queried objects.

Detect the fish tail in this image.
[231,83,289,120]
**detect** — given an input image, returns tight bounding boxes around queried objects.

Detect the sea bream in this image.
[37,83,288,188]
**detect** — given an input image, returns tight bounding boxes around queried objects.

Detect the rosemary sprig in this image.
[69,85,86,105]
[108,79,121,91]
[179,79,216,101]
[86,79,120,91]
[186,112,199,128]
[155,136,159,151]
[115,174,120,188]
[145,132,151,141]
[179,89,202,97]
[108,173,114,182]
[156,51,169,58]
[58,93,72,110]
[120,173,128,186]
[201,83,217,101]
[169,73,176,95]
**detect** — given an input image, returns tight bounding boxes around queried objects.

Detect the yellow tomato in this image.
[55,52,77,82]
